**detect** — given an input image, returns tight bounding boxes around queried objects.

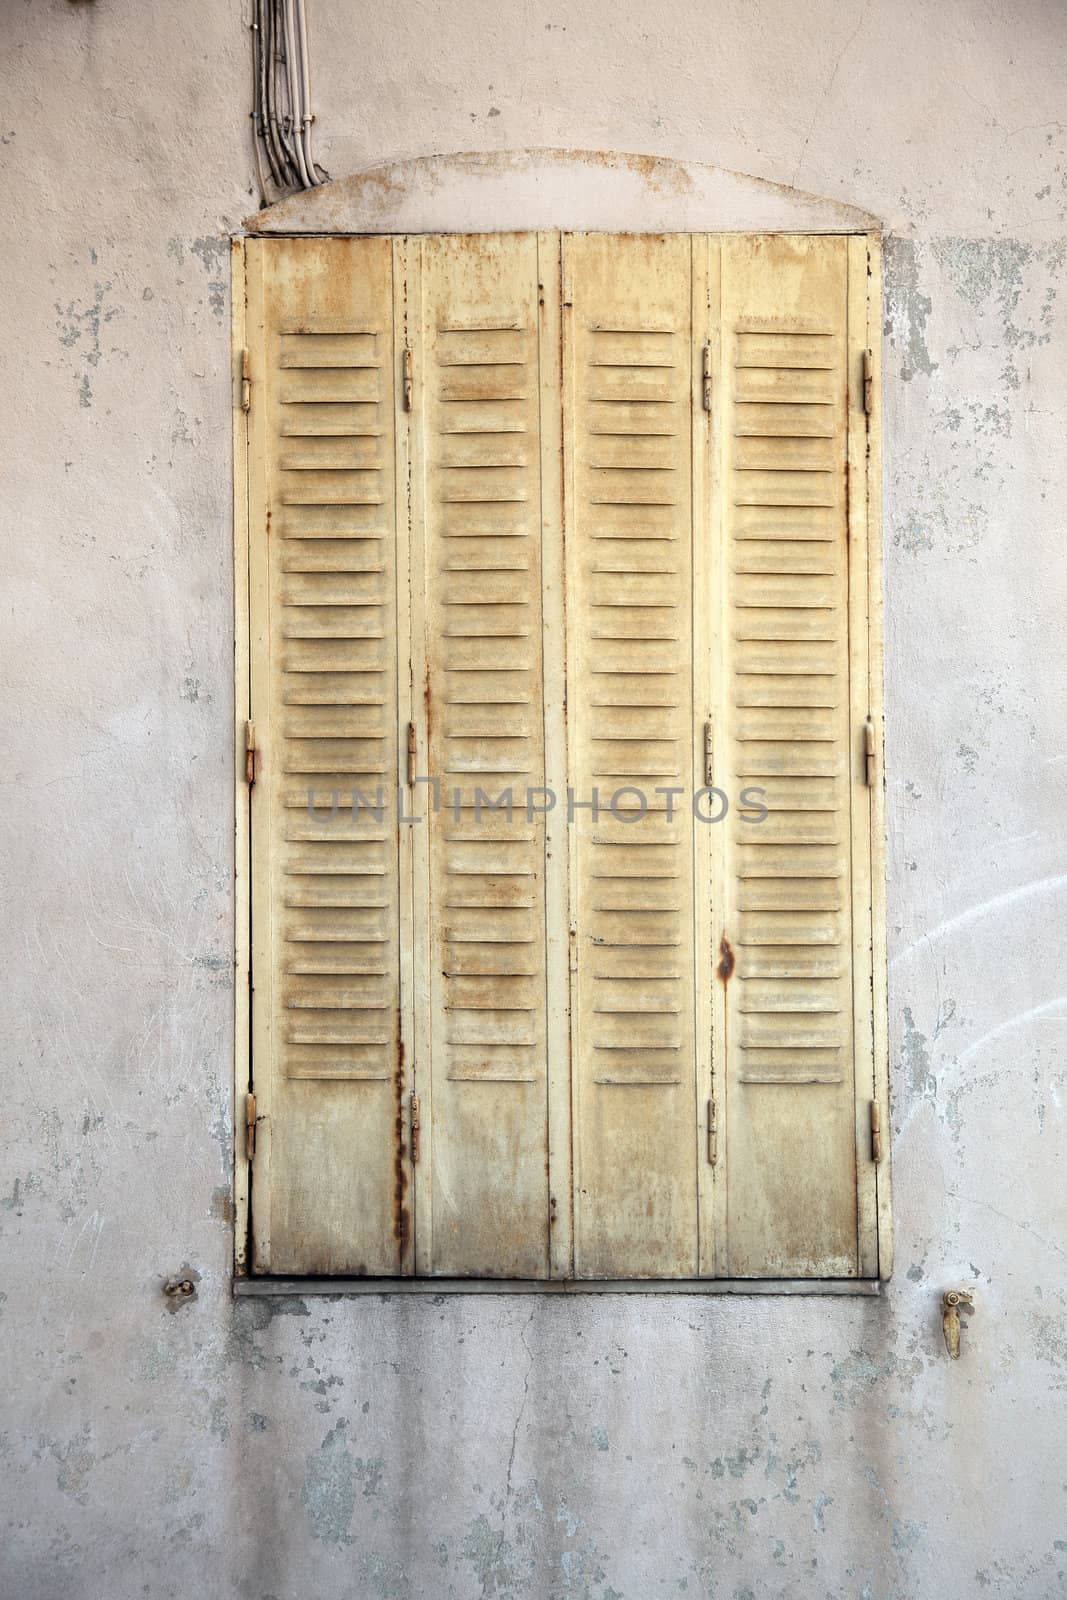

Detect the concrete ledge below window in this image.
[234,1277,882,1298]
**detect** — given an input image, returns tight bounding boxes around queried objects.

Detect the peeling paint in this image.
[54,270,123,407]
[301,1418,356,1544]
[883,238,937,381]
[900,1006,936,1106]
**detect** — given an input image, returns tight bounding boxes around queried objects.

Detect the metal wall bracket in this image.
[942,1288,975,1359]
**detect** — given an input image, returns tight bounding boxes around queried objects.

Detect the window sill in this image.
[233,1276,882,1298]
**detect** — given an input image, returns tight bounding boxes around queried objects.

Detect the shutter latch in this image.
[862,349,874,416]
[241,348,251,413]
[869,1099,882,1163]
[409,1092,420,1163]
[402,348,413,412]
[245,720,256,786]
[701,343,712,412]
[703,720,714,787]
[706,1095,718,1165]
[246,1092,257,1162]
[405,722,417,787]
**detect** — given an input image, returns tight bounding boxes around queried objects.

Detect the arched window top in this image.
[245,148,879,237]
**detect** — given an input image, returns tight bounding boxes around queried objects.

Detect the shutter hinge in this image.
[869,1099,882,1163]
[245,1092,257,1162]
[409,1091,420,1163]
[706,1095,718,1165]
[701,343,712,412]
[402,347,413,412]
[864,715,876,787]
[703,720,714,787]
[245,720,256,786]
[241,348,251,413]
[862,349,874,416]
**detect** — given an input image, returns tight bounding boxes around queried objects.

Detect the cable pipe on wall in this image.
[295,0,320,186]
[251,0,326,201]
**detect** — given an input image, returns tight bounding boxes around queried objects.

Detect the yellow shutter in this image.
[563,234,701,1278]
[246,237,410,1275]
[408,234,563,1277]
[713,234,876,1278]
[239,231,885,1283]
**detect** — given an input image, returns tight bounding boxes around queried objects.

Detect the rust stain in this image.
[843,451,851,541]
[393,1028,409,1262]
[423,666,432,738]
[717,936,735,985]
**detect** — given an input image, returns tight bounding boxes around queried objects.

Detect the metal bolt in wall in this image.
[161,1268,200,1311]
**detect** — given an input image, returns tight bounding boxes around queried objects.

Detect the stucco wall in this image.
[3,1,1067,1595]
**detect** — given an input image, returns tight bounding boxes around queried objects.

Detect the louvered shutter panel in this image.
[413,234,557,1276]
[240,231,884,1282]
[246,238,409,1275]
[715,234,870,1277]
[563,234,700,1278]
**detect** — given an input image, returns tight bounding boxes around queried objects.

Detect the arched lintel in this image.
[244,148,880,236]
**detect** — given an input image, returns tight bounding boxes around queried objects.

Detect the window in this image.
[234,231,889,1282]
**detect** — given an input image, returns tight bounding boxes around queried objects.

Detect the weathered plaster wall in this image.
[3,1,1066,1595]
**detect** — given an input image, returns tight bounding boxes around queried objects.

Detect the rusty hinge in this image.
[706,1094,718,1165]
[245,1092,257,1162]
[405,720,417,787]
[703,719,714,787]
[862,348,874,416]
[402,347,413,412]
[409,1092,420,1163]
[864,715,876,787]
[241,348,251,413]
[701,343,712,412]
[245,720,256,786]
[869,1099,882,1163]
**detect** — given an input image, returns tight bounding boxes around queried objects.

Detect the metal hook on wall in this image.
[942,1288,976,1359]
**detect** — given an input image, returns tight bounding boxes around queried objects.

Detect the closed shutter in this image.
[238,231,886,1282]
[563,234,701,1278]
[409,234,561,1277]
[246,237,410,1275]
[713,234,877,1278]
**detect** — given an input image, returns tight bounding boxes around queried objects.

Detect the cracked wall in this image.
[2,1,1066,1596]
